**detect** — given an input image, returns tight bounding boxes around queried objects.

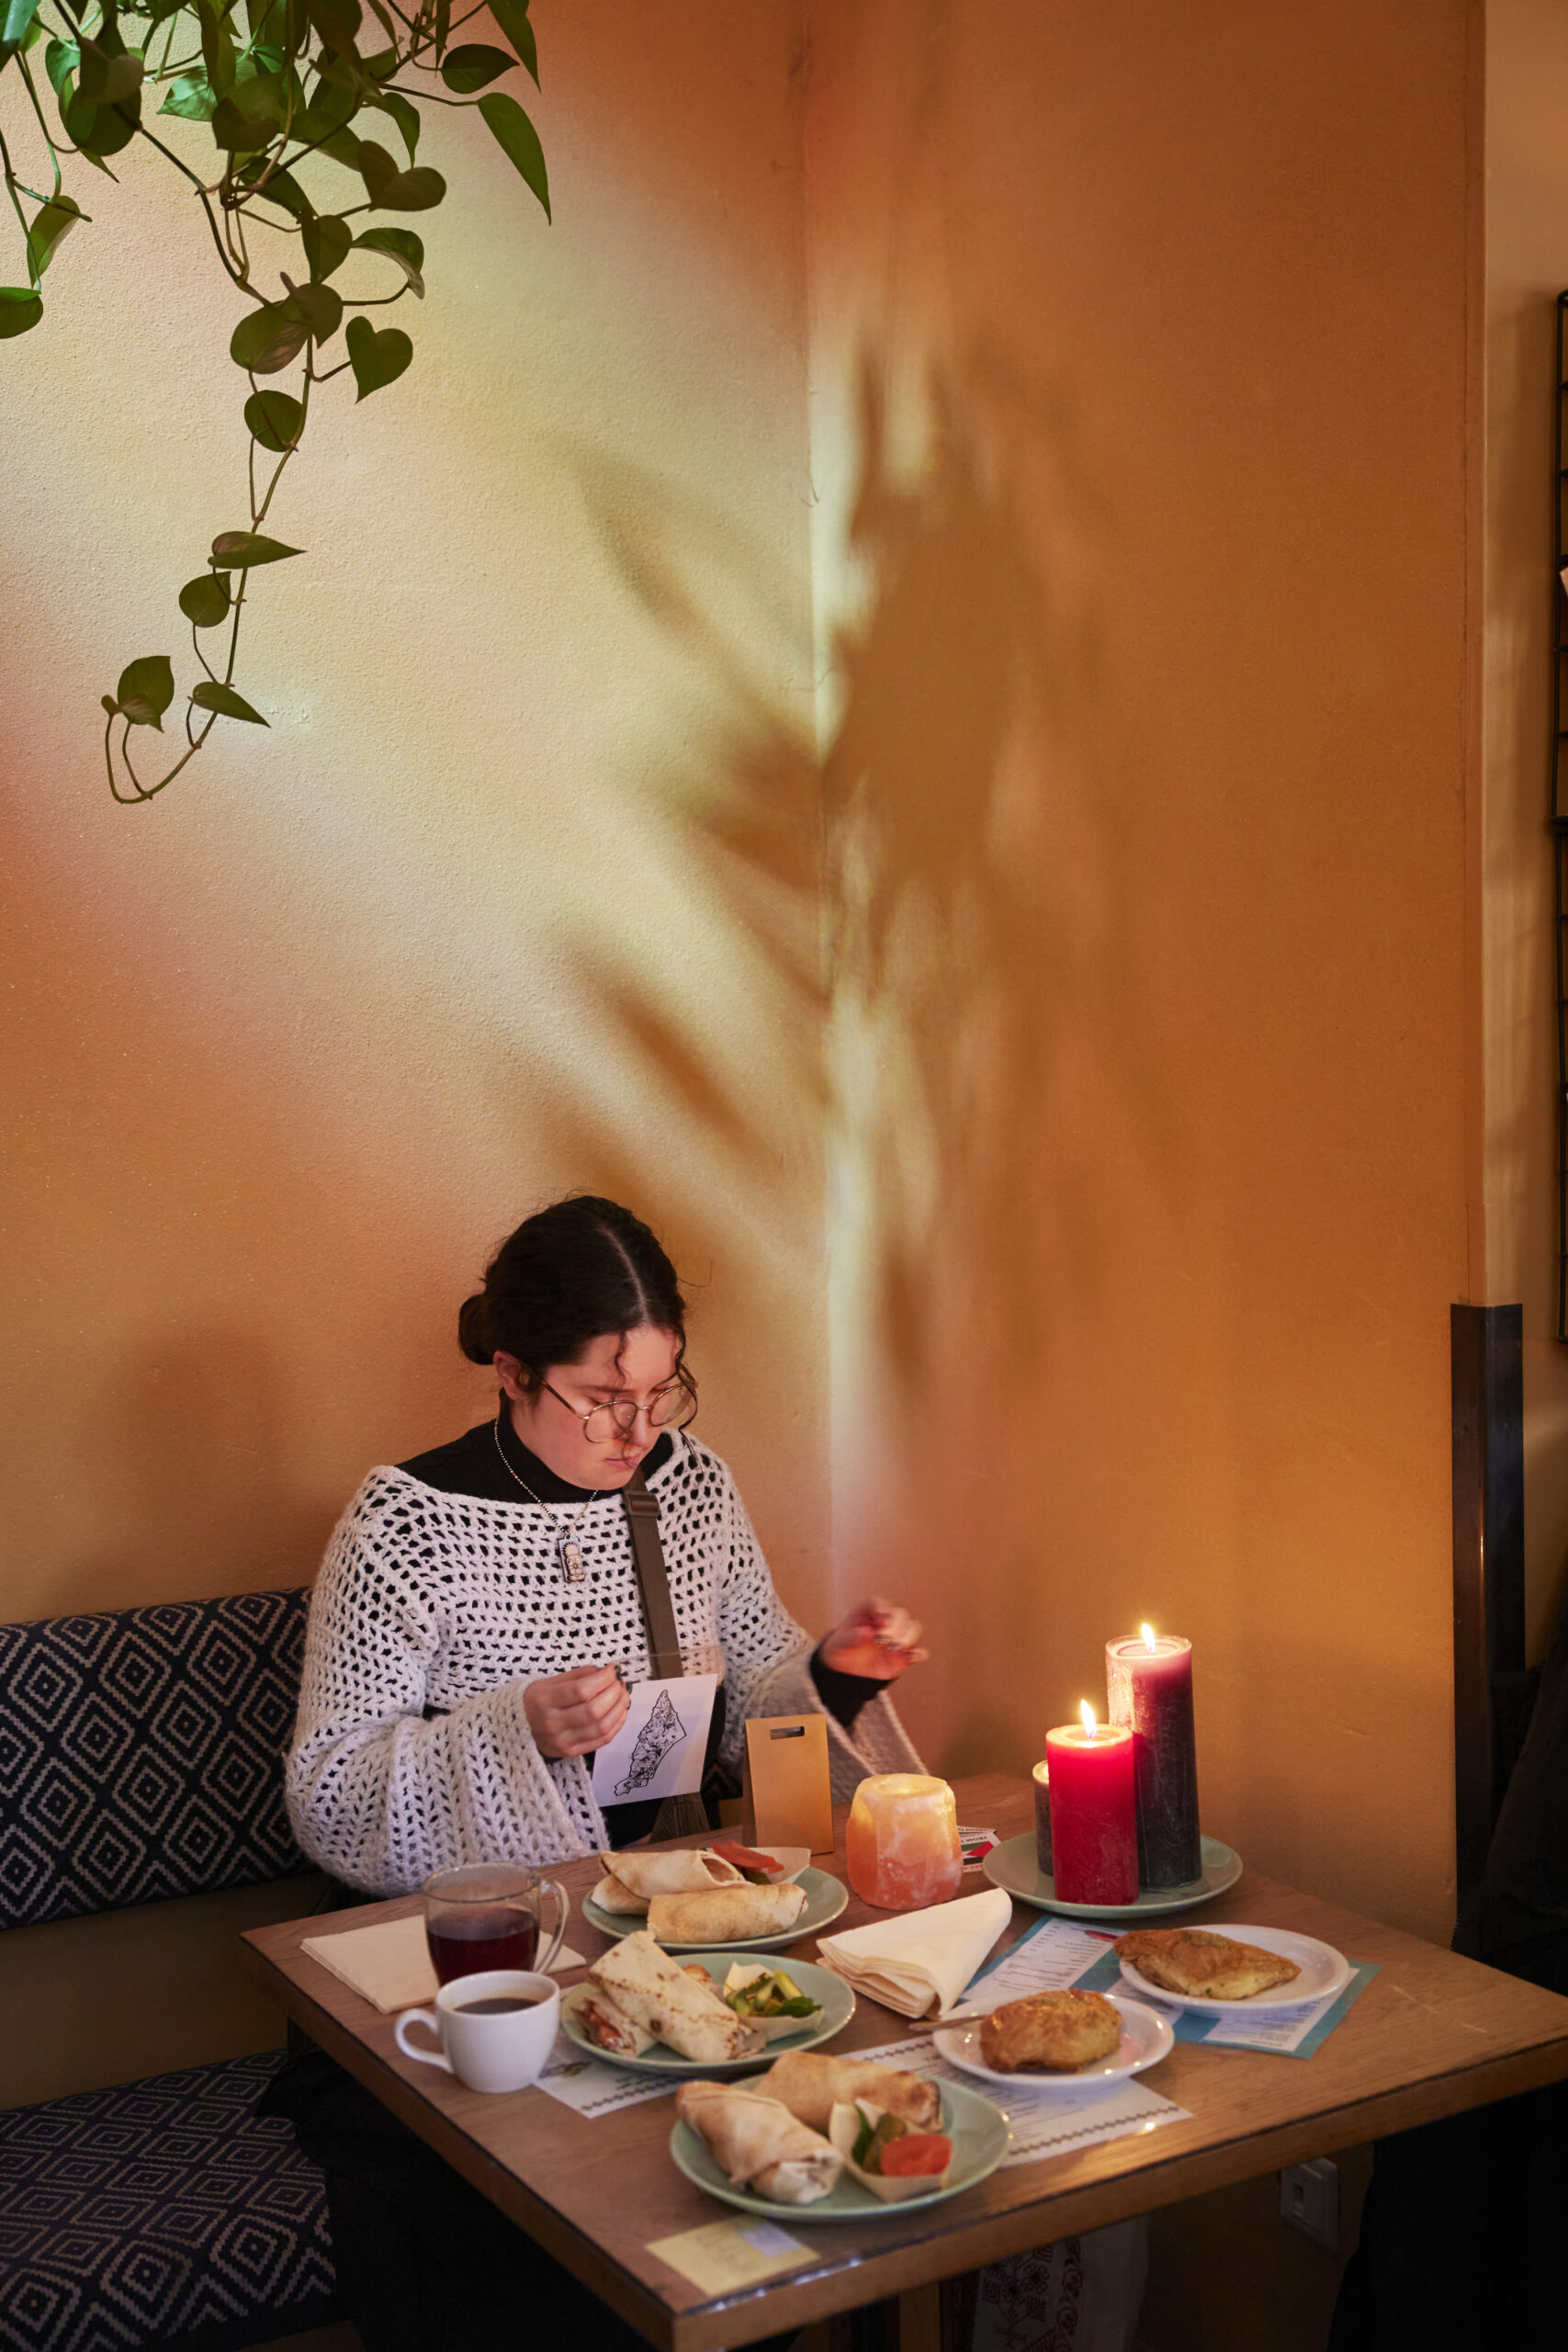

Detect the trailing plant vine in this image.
[0,0,547,800]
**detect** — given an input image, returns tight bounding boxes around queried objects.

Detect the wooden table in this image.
[242,1773,1568,2352]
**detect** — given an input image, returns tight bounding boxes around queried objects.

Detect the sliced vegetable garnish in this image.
[852,2108,908,2172]
[881,2133,953,2177]
[713,1839,783,1875]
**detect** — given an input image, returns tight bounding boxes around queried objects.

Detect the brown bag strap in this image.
[621,1468,683,1679]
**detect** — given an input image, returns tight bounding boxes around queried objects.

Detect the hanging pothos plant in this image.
[0,0,547,801]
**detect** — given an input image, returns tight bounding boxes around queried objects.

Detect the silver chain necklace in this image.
[492,1412,593,1581]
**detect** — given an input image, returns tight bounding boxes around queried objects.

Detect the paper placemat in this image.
[535,2030,679,2119]
[850,2034,1189,2167]
[1074,1947,1381,2056]
[648,2217,814,2293]
[300,1911,587,2014]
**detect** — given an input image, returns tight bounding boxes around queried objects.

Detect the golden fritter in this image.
[977,1988,1123,2073]
[1114,1927,1301,2000]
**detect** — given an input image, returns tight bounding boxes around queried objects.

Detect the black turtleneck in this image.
[398,1410,881,1846]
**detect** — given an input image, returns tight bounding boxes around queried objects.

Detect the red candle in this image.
[1043,1704,1139,1905]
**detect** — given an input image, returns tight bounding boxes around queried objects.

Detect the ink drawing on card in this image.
[590,1673,718,1808]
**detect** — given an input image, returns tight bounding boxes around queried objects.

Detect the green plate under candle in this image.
[983,1832,1242,1922]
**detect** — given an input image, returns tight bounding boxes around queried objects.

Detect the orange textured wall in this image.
[0,3,829,1632]
[810,0,1479,1942]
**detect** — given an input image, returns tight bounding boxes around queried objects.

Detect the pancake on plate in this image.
[978,1988,1122,2073]
[1114,1928,1301,2000]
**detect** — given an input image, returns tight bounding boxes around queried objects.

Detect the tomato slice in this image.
[879,2134,953,2177]
[712,1839,782,1874]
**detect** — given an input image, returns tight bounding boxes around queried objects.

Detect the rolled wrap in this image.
[589,1930,764,2063]
[590,1876,650,1916]
[676,2081,843,2205]
[597,1850,743,1897]
[648,1882,807,1944]
[561,1981,657,2058]
[755,2050,942,2134]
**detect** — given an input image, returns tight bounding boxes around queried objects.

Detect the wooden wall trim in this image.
[1451,1303,1525,1903]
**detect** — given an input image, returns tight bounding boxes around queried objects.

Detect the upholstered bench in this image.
[0,1591,339,2352]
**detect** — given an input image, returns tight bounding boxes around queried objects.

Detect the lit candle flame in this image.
[1079,1700,1098,1738]
[1141,1622,1157,1651]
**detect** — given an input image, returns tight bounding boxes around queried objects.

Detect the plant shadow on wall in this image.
[77,1327,336,1603]
[822,350,1166,1772]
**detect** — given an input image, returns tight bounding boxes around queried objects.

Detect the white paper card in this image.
[850,2034,1189,2168]
[1199,1984,1348,2053]
[534,2030,678,2119]
[963,1917,1111,2006]
[590,1673,718,1807]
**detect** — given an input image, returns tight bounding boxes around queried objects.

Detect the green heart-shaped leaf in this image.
[440,41,513,90]
[366,86,419,159]
[197,1,235,97]
[477,91,547,219]
[297,74,355,140]
[63,88,140,155]
[0,287,44,338]
[1,0,44,68]
[487,0,537,86]
[191,680,269,725]
[351,224,423,296]
[344,311,412,400]
[302,212,352,281]
[43,32,75,95]
[113,653,175,729]
[26,193,85,277]
[244,388,305,450]
[357,140,446,210]
[77,37,143,106]
[210,530,304,567]
[281,275,342,341]
[159,71,216,119]
[230,299,309,372]
[179,571,231,628]
[238,159,314,220]
[308,0,361,54]
[210,92,277,148]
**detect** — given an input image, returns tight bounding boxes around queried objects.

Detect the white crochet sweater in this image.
[286,1431,921,1894]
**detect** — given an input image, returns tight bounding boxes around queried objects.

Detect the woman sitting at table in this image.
[269,1194,929,2352]
[285,1193,928,1887]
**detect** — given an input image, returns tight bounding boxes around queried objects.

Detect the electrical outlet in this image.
[1280,2157,1339,2250]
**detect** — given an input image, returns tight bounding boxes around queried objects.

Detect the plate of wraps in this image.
[560,1937,853,2074]
[581,1847,848,1950]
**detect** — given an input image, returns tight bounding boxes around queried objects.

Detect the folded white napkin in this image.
[813,1886,1012,2018]
[300,1912,587,2014]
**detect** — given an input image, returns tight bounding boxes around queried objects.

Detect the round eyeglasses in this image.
[542,1378,694,1445]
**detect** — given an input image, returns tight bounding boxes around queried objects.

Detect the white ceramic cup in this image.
[395,1969,559,2094]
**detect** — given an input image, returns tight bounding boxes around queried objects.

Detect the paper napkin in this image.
[300,1912,587,2014]
[814,1885,1012,2018]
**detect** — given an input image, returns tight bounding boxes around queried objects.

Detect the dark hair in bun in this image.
[458,1196,694,1406]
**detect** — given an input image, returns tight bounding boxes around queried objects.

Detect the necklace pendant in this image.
[560,1539,587,1583]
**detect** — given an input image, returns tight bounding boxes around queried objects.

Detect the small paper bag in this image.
[743,1713,835,1854]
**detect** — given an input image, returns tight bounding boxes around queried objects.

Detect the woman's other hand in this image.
[818,1599,929,1682]
[524,1663,630,1760]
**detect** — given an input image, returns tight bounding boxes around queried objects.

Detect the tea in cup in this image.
[395,1969,559,2094]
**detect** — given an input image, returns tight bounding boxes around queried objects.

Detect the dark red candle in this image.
[1106,1629,1201,1888]
[1043,1708,1138,1905]
[1032,1759,1054,1875]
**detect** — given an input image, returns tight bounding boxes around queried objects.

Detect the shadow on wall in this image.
[825,347,1161,1396]
[73,1329,336,1608]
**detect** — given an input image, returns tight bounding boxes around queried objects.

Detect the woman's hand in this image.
[818,1598,929,1683]
[524,1663,630,1760]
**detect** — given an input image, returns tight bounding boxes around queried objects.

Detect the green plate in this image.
[983,1831,1242,1922]
[671,2078,1010,2223]
[560,1952,853,2075]
[581,1865,848,1951]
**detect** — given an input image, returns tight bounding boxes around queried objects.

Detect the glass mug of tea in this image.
[422,1862,568,1987]
[396,1969,559,2093]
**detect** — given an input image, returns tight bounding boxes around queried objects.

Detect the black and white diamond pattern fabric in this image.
[0,1592,310,1930]
[0,2052,336,2352]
